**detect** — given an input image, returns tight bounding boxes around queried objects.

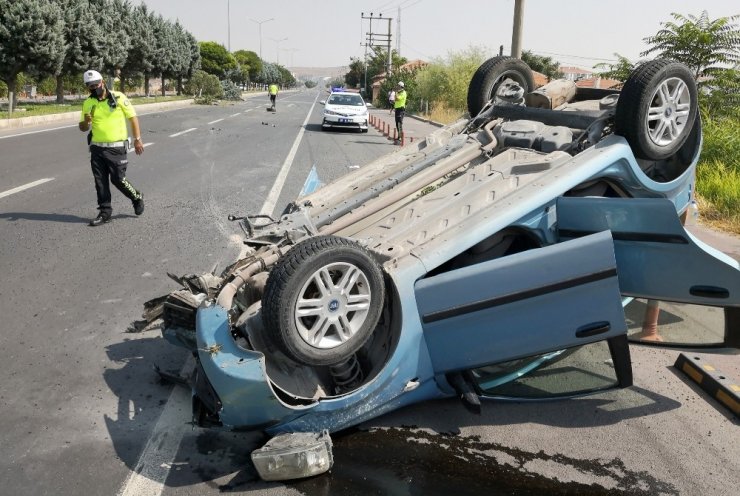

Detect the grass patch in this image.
[696,115,740,235]
[0,95,189,119]
[418,102,466,125]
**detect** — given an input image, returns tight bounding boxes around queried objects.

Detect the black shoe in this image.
[133,196,145,216]
[89,213,112,226]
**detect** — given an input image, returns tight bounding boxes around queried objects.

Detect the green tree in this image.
[258,62,282,85]
[521,50,562,81]
[89,0,132,80]
[121,3,156,95]
[166,22,193,95]
[55,0,104,103]
[344,57,365,89]
[348,47,407,96]
[276,65,296,87]
[594,53,636,82]
[199,41,237,78]
[0,0,66,111]
[233,50,261,84]
[185,69,223,99]
[642,11,740,117]
[642,11,740,79]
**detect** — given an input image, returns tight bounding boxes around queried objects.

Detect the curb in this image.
[0,99,195,130]
[674,353,740,417]
[368,110,443,146]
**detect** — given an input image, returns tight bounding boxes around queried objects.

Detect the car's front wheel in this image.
[615,59,698,160]
[262,235,385,366]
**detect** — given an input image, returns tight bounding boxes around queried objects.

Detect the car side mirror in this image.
[320,100,326,105]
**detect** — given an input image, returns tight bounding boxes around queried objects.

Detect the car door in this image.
[557,197,740,347]
[414,230,627,375]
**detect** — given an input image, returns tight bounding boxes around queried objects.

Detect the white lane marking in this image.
[261,92,320,216]
[118,90,321,496]
[169,127,197,138]
[117,366,194,496]
[0,178,55,199]
[208,118,224,125]
[143,142,154,148]
[0,124,77,139]
[229,113,240,118]
[243,109,253,114]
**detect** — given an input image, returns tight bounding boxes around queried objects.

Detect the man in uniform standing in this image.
[393,81,407,144]
[78,70,145,226]
[268,82,278,110]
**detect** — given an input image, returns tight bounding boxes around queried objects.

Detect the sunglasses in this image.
[86,81,102,89]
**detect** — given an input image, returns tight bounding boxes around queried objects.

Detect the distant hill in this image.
[290,66,348,80]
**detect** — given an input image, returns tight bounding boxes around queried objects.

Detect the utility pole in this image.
[511,0,525,58]
[361,12,393,74]
[396,6,401,56]
[227,0,231,52]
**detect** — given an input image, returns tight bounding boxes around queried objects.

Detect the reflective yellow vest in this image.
[394,89,407,109]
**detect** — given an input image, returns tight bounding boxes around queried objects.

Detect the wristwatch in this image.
[134,137,142,142]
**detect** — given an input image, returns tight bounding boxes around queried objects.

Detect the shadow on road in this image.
[0,211,137,223]
[103,334,268,490]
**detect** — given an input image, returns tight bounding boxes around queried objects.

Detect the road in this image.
[1,91,738,496]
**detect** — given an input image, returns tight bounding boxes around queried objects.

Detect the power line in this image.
[526,49,621,63]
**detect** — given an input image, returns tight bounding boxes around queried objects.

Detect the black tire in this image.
[615,59,698,160]
[467,56,535,117]
[262,235,385,366]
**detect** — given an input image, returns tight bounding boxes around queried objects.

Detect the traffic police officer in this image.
[268,83,278,110]
[393,81,407,143]
[79,69,145,226]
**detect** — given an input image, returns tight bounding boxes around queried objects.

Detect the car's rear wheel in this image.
[262,235,385,366]
[615,59,698,160]
[467,56,535,117]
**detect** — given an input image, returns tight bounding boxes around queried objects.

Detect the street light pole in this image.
[227,0,230,52]
[250,17,275,60]
[284,48,299,68]
[269,37,288,64]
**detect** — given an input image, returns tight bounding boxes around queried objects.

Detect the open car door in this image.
[415,230,629,380]
[557,197,740,347]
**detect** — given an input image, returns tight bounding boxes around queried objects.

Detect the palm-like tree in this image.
[642,11,740,79]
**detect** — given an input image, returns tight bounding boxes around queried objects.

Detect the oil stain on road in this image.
[289,427,678,496]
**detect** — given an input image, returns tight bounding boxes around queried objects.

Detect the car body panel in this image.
[416,231,626,373]
[557,197,740,306]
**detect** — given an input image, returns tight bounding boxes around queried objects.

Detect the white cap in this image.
[83,70,102,84]
[397,81,405,88]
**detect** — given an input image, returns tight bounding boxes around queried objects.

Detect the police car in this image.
[320,91,370,132]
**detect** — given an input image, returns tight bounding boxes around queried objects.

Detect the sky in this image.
[138,0,739,70]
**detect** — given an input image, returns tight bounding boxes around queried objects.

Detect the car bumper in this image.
[323,115,368,130]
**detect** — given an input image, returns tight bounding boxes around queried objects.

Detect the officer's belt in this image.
[91,140,128,148]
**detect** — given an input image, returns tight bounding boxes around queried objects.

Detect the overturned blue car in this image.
[145,58,740,479]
